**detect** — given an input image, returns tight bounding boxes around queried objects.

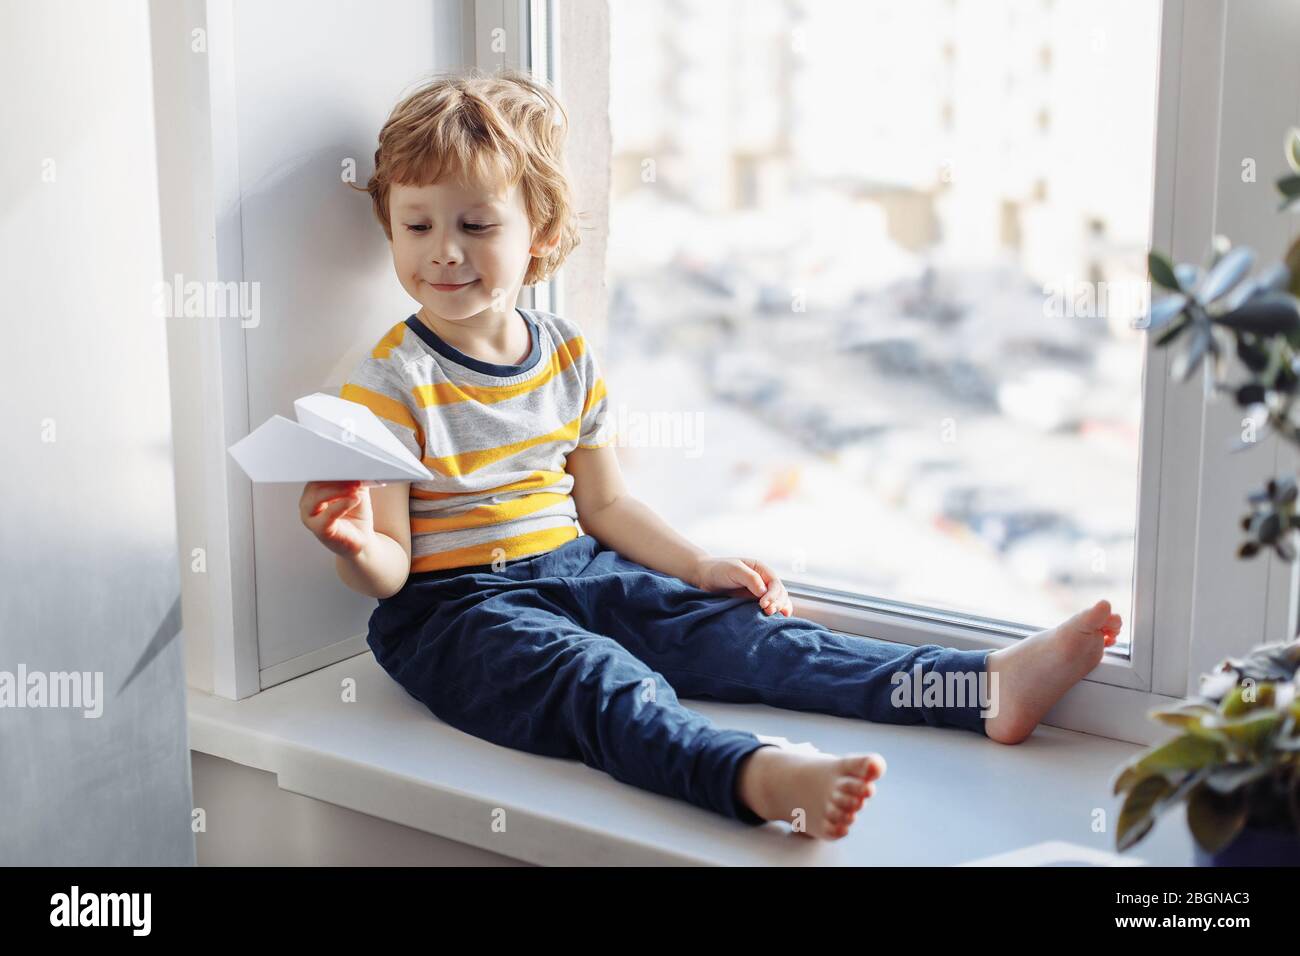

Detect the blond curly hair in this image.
[353,68,581,287]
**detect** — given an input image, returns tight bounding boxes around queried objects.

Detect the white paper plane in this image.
[227,392,434,483]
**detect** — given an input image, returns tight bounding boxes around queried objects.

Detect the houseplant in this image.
[1113,129,1300,865]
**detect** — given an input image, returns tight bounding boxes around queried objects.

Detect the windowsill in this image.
[187,652,1195,866]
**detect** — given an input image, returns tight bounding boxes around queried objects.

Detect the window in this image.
[604,0,1158,644]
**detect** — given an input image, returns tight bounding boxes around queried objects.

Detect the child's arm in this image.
[566,445,793,616]
[567,444,709,584]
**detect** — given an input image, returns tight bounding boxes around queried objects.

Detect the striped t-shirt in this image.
[338,307,613,573]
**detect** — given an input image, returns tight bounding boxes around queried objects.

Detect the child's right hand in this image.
[298,480,386,558]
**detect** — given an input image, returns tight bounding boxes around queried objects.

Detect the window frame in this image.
[572,0,1300,743]
[469,0,563,316]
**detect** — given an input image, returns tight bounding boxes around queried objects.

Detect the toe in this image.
[831,790,859,811]
[846,753,887,781]
[829,814,853,838]
[842,755,873,781]
[1082,601,1110,626]
[838,775,870,797]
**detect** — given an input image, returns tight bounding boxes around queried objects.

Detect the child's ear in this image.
[530,233,560,258]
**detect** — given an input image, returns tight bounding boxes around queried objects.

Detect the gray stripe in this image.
[410,474,575,516]
[409,509,579,560]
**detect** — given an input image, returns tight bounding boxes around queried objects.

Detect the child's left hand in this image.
[694,556,793,617]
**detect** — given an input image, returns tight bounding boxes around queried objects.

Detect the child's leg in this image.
[368,581,771,825]
[554,549,993,734]
[553,540,1119,743]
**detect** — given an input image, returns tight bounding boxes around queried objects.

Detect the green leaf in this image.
[1215,294,1300,335]
[1285,238,1300,297]
[1117,774,1173,852]
[1203,710,1284,757]
[1112,760,1149,796]
[1186,782,1249,854]
[1150,701,1219,728]
[1287,128,1300,175]
[1221,683,1257,717]
[1184,719,1231,746]
[1133,731,1226,776]
[1279,173,1300,200]
[1149,251,1182,291]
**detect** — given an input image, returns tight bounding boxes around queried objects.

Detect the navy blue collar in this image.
[404,308,541,377]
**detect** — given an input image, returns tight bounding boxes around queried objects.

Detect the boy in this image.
[300,70,1123,840]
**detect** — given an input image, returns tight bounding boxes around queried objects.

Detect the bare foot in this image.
[984,599,1122,745]
[735,747,886,839]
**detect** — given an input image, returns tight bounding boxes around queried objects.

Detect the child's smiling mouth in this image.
[426,279,477,292]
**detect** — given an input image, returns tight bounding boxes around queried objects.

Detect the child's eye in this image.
[403,223,493,234]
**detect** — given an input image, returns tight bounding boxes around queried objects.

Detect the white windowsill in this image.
[187,651,1195,866]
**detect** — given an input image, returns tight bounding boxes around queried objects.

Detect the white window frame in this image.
[470,0,563,317]
[569,0,1300,744]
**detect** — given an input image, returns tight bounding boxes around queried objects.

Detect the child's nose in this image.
[427,229,463,263]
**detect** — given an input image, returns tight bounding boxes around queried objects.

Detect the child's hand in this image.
[298,480,385,558]
[694,556,793,617]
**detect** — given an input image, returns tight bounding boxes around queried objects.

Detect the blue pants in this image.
[366,533,992,825]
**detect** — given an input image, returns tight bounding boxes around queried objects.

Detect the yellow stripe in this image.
[422,416,581,477]
[583,377,606,417]
[410,470,568,501]
[339,383,425,451]
[412,336,587,408]
[371,322,408,360]
[410,525,578,572]
[411,492,570,533]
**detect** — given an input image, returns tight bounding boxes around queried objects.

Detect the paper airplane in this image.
[227,392,434,483]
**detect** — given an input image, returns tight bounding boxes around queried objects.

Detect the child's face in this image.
[388,175,551,324]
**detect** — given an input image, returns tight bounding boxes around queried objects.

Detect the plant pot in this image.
[1193,824,1300,866]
